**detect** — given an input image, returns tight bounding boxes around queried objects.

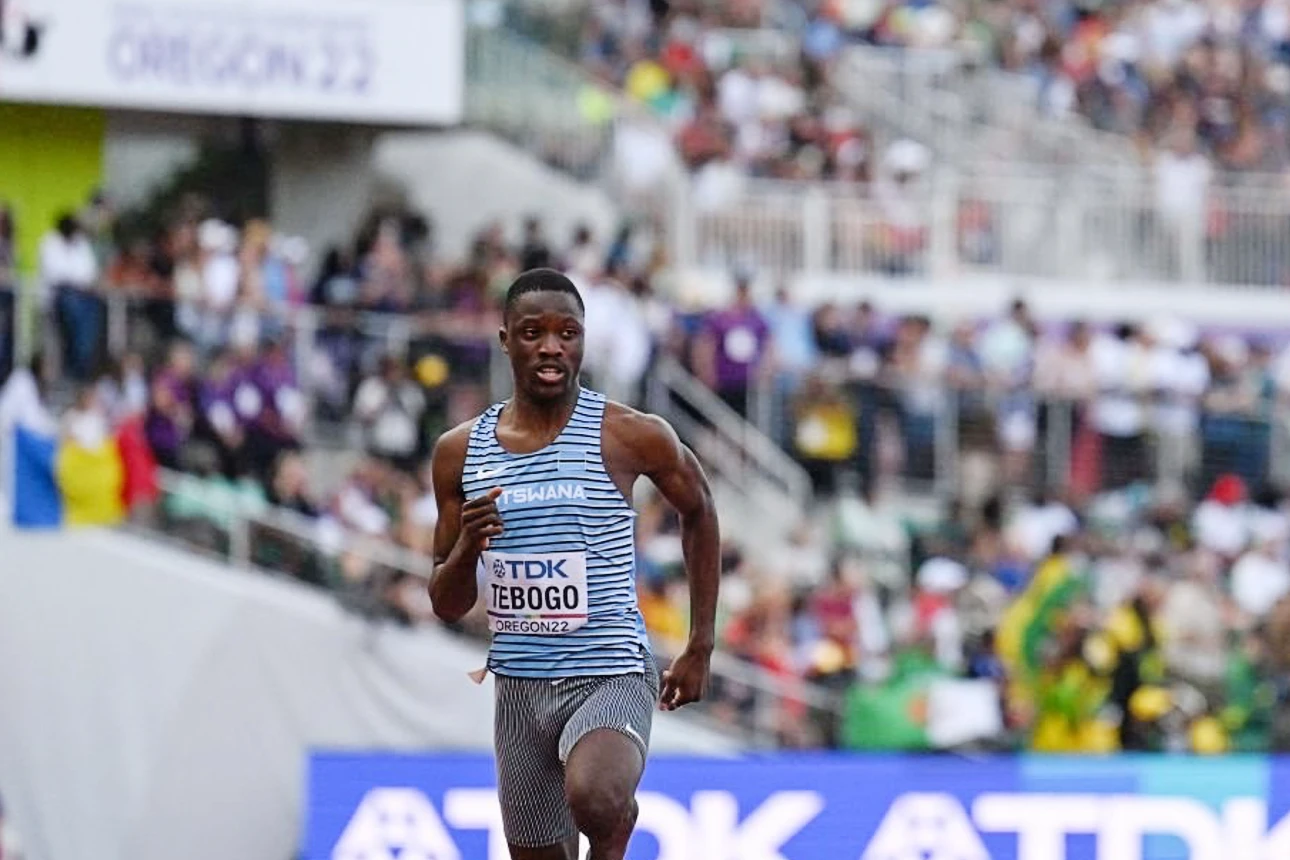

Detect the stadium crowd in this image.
[5,188,1290,754]
[555,0,1290,174]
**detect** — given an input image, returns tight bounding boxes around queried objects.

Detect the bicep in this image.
[429,435,466,565]
[432,496,462,566]
[643,422,711,518]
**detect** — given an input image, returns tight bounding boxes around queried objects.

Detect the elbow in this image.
[427,576,469,624]
[432,603,467,625]
[682,486,719,529]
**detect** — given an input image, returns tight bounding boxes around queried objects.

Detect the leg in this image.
[558,662,659,860]
[507,835,580,860]
[494,675,580,859]
[564,729,643,860]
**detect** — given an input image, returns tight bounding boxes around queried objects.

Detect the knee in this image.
[565,771,636,837]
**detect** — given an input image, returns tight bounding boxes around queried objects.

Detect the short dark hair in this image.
[504,268,585,321]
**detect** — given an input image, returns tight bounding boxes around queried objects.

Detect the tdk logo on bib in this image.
[481,551,588,635]
[492,557,572,579]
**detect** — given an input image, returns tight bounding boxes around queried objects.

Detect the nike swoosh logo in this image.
[620,724,645,748]
[476,465,508,480]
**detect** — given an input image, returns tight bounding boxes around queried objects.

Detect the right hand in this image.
[458,487,504,552]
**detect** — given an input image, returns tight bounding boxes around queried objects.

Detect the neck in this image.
[510,387,580,433]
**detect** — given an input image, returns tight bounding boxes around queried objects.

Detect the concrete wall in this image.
[373,129,620,261]
[673,267,1290,330]
[269,123,381,264]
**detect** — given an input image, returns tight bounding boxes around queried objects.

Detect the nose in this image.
[537,333,563,357]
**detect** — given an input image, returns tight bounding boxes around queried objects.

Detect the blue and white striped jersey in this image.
[462,387,650,678]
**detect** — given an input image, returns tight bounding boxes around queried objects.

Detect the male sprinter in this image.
[428,268,720,860]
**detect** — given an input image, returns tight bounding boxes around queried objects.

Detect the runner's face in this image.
[501,291,584,402]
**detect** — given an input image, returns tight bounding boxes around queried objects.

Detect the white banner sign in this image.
[0,0,464,124]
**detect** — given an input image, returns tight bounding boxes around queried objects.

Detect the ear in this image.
[498,325,509,354]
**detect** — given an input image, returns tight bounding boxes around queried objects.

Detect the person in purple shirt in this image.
[693,273,772,419]
[196,348,248,477]
[241,337,305,479]
[145,341,197,470]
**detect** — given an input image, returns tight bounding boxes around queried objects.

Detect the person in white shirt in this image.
[40,213,100,381]
[0,354,56,503]
[1193,473,1252,560]
[1091,324,1155,490]
[579,264,652,405]
[1231,537,1290,619]
[1152,129,1211,279]
[1009,489,1080,562]
[1148,318,1208,491]
[352,355,427,474]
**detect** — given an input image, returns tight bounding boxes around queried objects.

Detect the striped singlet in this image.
[462,387,650,679]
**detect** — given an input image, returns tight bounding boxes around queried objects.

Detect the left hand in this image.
[659,645,712,712]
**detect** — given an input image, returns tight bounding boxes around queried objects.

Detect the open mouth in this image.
[535,366,567,384]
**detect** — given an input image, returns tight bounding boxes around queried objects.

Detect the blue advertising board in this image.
[307,752,1290,860]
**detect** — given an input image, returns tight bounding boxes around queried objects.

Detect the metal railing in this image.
[9,285,512,434]
[458,16,1290,291]
[672,170,1290,288]
[647,355,814,513]
[761,375,1290,504]
[150,468,435,576]
[838,47,1142,169]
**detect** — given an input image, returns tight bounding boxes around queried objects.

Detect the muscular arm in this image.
[607,406,720,652]
[426,423,479,624]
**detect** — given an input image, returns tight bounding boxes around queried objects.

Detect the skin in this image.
[428,288,720,860]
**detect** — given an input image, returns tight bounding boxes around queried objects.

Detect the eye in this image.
[522,327,540,339]
[563,327,580,339]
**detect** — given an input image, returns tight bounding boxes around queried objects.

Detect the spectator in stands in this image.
[332,458,395,538]
[580,261,652,405]
[1201,336,1271,493]
[95,352,148,427]
[352,354,427,474]
[564,223,601,281]
[40,212,101,382]
[196,347,247,477]
[401,458,440,555]
[1091,323,1155,490]
[1231,533,1290,619]
[182,219,240,355]
[693,272,772,418]
[888,315,945,483]
[791,369,857,497]
[266,450,320,519]
[518,216,554,271]
[241,334,304,480]
[764,285,819,443]
[145,341,197,471]
[0,352,54,503]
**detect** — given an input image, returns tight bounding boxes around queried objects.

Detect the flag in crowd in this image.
[11,415,157,529]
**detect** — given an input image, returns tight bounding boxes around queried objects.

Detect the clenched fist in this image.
[458,486,504,553]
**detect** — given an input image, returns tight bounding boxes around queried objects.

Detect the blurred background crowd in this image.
[524,0,1290,174]
[6,180,1290,757]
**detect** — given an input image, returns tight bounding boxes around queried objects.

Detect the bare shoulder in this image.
[429,417,478,493]
[603,400,685,472]
[431,417,476,461]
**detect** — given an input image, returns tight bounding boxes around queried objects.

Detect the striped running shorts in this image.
[493,658,660,847]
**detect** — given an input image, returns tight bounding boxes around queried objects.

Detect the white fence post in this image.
[802,187,830,273]
[929,168,959,278]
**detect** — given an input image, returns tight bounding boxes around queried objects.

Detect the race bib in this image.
[481,550,588,635]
